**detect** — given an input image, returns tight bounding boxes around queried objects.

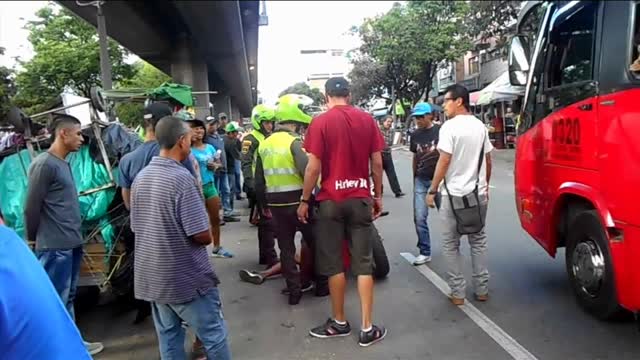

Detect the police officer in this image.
[241,104,278,268]
[254,94,326,305]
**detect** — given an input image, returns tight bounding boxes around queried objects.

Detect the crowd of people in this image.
[0,77,493,359]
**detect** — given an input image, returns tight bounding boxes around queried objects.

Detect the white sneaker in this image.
[413,255,432,265]
[84,341,104,355]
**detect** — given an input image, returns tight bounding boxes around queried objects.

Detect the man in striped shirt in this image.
[130,116,231,360]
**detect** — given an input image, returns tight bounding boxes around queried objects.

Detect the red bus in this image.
[509,0,640,319]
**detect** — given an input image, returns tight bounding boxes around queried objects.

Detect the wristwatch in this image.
[428,189,438,195]
[300,197,310,204]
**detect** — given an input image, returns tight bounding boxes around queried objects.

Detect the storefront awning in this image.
[476,72,525,106]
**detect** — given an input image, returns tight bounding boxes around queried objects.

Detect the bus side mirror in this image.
[508,35,531,86]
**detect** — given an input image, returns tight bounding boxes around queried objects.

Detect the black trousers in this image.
[270,205,327,294]
[248,190,278,267]
[257,206,277,267]
[382,151,402,195]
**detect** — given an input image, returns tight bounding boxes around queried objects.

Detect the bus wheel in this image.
[565,210,623,320]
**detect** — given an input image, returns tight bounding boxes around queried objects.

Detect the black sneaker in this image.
[309,318,352,339]
[223,216,240,222]
[281,282,313,295]
[395,192,405,198]
[358,325,387,347]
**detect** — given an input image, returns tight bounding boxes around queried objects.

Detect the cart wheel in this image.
[90,86,106,113]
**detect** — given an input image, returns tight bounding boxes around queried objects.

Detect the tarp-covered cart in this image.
[0,83,195,299]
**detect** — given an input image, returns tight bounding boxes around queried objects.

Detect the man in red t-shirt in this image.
[297,77,387,347]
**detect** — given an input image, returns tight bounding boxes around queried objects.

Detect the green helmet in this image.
[274,94,313,125]
[251,104,276,130]
[225,121,241,133]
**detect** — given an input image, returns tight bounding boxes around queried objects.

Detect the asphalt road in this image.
[77,148,640,360]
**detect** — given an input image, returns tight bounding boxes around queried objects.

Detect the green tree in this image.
[115,61,171,127]
[354,1,472,114]
[468,1,522,53]
[348,55,391,106]
[0,47,16,120]
[279,82,325,105]
[14,4,134,115]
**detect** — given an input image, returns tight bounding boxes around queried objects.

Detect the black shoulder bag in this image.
[442,136,486,235]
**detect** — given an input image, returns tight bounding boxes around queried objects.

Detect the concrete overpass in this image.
[58,0,261,119]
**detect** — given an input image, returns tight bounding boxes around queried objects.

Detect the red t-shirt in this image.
[304,105,386,202]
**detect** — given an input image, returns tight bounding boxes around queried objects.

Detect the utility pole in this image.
[76,1,112,90]
[96,1,112,90]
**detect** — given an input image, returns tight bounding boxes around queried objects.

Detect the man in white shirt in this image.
[426,84,493,306]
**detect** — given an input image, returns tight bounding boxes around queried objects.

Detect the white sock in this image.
[334,319,347,325]
[361,326,372,332]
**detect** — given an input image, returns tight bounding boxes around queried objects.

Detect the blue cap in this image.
[412,102,433,116]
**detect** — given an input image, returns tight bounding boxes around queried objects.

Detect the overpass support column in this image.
[170,40,211,119]
[212,94,232,120]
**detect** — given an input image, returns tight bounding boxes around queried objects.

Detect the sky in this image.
[0,1,395,103]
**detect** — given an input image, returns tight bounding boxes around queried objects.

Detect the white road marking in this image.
[400,253,538,360]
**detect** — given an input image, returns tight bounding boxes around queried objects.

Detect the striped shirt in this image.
[130,156,219,304]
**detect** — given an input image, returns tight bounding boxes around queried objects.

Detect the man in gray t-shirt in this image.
[23,115,104,355]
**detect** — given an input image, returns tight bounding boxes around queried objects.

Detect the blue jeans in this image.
[151,287,231,360]
[233,160,242,196]
[226,172,237,213]
[36,247,83,321]
[216,172,233,217]
[414,177,432,256]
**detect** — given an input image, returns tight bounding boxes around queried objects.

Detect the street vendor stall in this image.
[476,72,524,149]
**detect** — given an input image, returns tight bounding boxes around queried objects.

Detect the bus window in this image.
[546,3,596,88]
[540,2,597,114]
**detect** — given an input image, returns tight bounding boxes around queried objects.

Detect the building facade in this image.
[434,36,508,98]
[300,48,352,92]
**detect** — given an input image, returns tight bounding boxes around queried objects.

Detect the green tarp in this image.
[102,83,194,107]
[147,82,194,107]
[0,146,118,248]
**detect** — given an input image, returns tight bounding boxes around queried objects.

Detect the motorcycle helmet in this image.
[274,94,313,125]
[251,104,276,130]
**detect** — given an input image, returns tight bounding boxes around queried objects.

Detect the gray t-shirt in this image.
[24,152,83,250]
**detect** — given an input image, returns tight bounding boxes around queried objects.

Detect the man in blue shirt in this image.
[0,225,90,360]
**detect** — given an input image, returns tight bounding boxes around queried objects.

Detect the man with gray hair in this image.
[130,116,231,359]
